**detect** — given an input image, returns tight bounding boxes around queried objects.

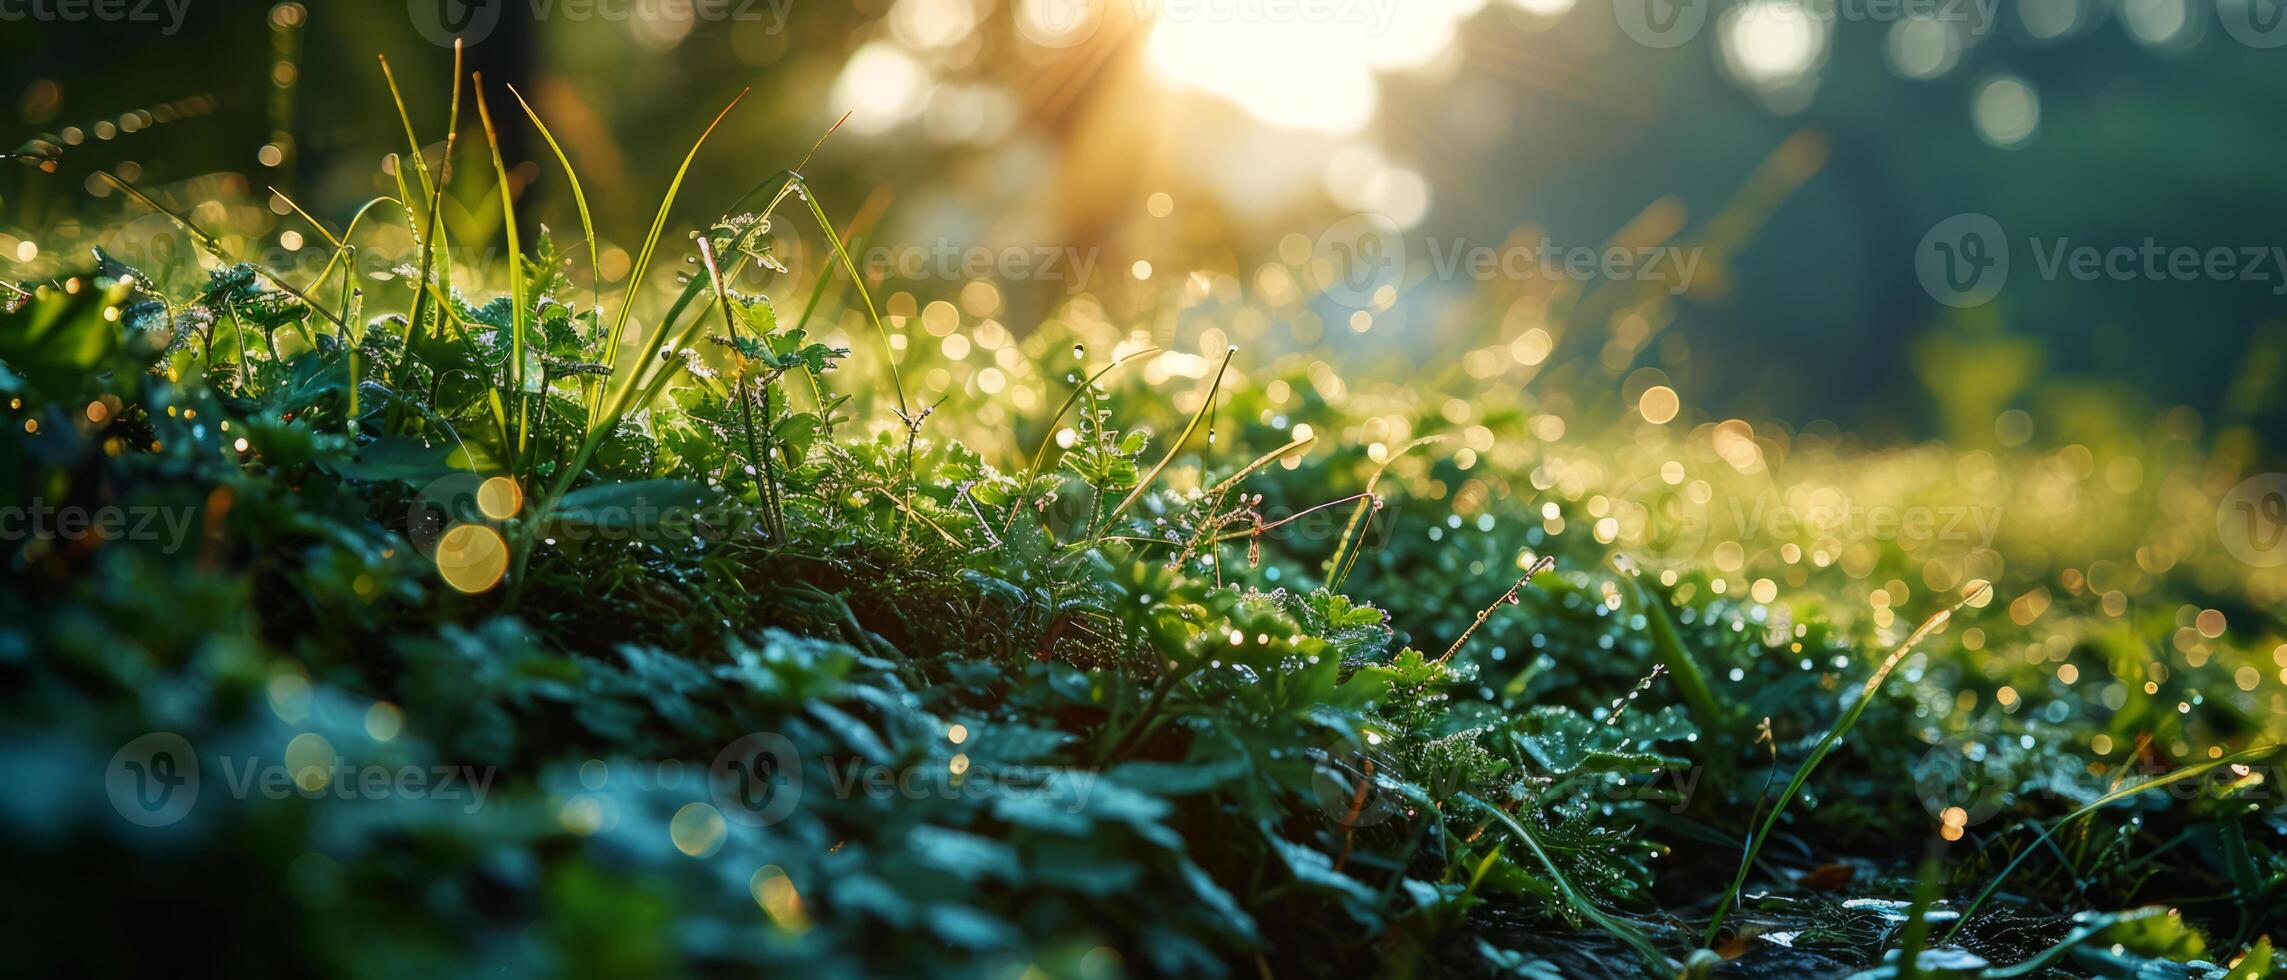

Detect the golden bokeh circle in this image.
[475,476,523,521]
[1639,385,1680,425]
[435,523,509,594]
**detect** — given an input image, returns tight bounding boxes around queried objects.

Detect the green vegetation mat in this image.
[4,67,2283,979]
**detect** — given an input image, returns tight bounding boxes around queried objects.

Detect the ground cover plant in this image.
[6,52,2287,980]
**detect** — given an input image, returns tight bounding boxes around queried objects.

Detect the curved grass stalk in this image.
[797,187,905,423]
[1458,792,1674,975]
[273,191,403,304]
[1942,743,2282,945]
[1436,554,1557,664]
[1701,581,1993,947]
[505,84,601,410]
[1327,435,1441,591]
[504,85,598,319]
[93,172,347,333]
[1098,344,1236,534]
[1001,345,1159,538]
[1205,430,1317,497]
[594,89,746,395]
[471,75,531,467]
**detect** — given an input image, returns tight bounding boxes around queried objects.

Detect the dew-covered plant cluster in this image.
[4,58,2286,980]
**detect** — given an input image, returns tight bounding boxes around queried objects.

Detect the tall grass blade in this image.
[596,89,746,392]
[1101,344,1235,530]
[1616,564,1730,733]
[1701,581,1993,947]
[472,74,530,463]
[506,84,601,405]
[1327,435,1439,590]
[1460,792,1673,975]
[376,47,461,396]
[1943,744,2280,944]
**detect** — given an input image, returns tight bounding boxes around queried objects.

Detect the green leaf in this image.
[2225,937,2273,980]
[547,479,718,530]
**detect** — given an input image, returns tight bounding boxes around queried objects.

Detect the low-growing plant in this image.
[4,51,2284,980]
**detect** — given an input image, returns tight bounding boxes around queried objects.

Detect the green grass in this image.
[3,59,2284,979]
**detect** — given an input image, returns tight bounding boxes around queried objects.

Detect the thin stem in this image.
[1437,555,1556,663]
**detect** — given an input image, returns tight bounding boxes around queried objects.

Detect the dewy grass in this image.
[1701,580,1993,947]
[1099,342,1235,536]
[470,74,531,468]
[9,52,2285,980]
[1943,743,2284,944]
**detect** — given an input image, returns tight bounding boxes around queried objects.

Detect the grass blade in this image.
[472,73,530,463]
[376,46,461,397]
[595,88,747,394]
[1617,564,1731,734]
[506,84,601,403]
[95,171,346,333]
[1327,435,1440,590]
[1701,580,1992,947]
[1100,344,1236,531]
[1459,792,1673,975]
[1944,744,2281,945]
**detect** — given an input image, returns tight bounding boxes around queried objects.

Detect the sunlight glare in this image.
[1720,1,1825,87]
[1144,0,1482,134]
[833,42,931,134]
